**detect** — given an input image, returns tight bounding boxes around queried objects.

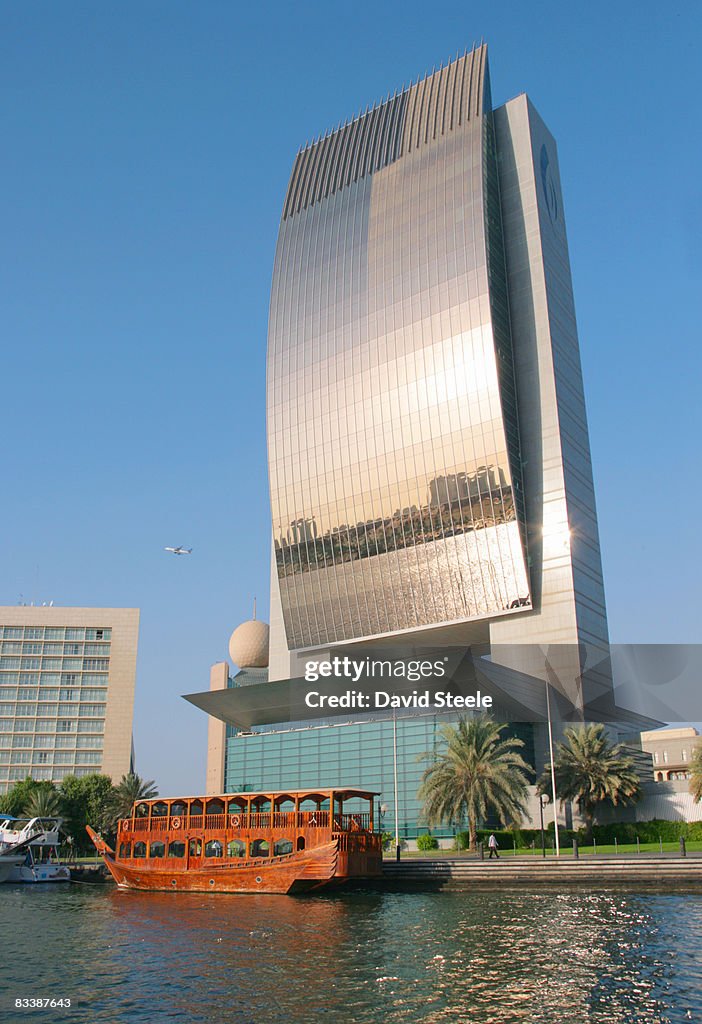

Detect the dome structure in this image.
[229,618,269,669]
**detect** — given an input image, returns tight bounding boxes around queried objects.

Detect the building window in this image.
[663,751,668,764]
[682,749,688,762]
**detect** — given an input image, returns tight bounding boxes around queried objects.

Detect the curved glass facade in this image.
[267,47,530,651]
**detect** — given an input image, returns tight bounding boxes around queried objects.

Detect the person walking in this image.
[488,833,499,859]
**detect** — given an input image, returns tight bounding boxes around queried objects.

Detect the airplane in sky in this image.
[164,546,192,555]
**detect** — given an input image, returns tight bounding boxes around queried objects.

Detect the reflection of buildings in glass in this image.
[288,517,317,545]
[428,466,506,507]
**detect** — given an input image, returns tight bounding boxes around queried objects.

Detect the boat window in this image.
[118,842,131,859]
[206,799,224,815]
[150,841,165,858]
[205,839,223,858]
[189,800,203,815]
[151,802,168,817]
[168,841,185,858]
[227,839,246,858]
[133,842,147,859]
[135,802,149,819]
[274,839,293,856]
[296,837,305,851]
[250,839,269,858]
[170,802,186,817]
[189,839,202,857]
[275,797,295,813]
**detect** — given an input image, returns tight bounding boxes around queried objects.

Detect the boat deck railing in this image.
[128,811,372,833]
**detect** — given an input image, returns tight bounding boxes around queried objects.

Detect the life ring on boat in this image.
[120,820,129,831]
[230,814,241,827]
[172,817,182,829]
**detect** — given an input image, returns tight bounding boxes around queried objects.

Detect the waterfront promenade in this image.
[381,853,702,888]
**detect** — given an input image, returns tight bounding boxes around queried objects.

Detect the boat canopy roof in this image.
[132,788,380,808]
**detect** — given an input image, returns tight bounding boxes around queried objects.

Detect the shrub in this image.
[455,831,470,851]
[589,820,686,845]
[381,831,394,851]
[416,833,439,851]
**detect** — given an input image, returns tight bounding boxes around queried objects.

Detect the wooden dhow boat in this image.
[87,788,382,894]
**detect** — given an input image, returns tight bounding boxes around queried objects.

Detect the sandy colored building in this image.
[0,606,139,793]
[640,727,701,782]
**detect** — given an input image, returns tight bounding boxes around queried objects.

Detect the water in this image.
[3,884,702,1023]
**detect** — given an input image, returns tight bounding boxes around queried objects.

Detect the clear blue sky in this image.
[2,2,700,795]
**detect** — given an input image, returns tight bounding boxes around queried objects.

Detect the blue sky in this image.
[2,2,701,795]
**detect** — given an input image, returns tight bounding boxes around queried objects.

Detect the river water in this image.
[3,884,702,1023]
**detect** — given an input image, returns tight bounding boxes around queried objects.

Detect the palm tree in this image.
[689,745,702,802]
[24,785,62,819]
[418,716,532,851]
[109,774,158,824]
[538,723,640,839]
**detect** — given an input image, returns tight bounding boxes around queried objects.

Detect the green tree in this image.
[689,744,702,803]
[418,716,532,852]
[0,777,48,817]
[59,774,115,852]
[108,773,158,824]
[24,785,62,819]
[537,723,641,839]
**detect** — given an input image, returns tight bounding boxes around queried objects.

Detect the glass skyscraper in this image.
[268,47,531,653]
[194,44,616,833]
[266,43,609,680]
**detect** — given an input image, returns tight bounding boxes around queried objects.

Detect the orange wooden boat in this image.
[87,788,382,894]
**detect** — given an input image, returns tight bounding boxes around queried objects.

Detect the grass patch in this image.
[383,841,702,859]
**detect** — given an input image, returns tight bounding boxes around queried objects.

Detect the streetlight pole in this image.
[545,677,560,857]
[392,708,400,862]
[539,794,546,858]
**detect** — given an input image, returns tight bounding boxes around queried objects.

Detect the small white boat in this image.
[0,817,71,883]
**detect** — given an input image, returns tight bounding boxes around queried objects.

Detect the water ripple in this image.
[3,886,702,1023]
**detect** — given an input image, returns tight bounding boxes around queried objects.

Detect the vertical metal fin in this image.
[281,44,487,219]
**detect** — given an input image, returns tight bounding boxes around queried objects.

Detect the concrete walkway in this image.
[380,854,702,888]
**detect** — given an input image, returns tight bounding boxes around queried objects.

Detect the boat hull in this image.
[8,863,71,883]
[100,839,341,895]
[0,856,27,884]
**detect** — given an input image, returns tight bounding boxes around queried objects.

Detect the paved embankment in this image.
[380,855,702,889]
